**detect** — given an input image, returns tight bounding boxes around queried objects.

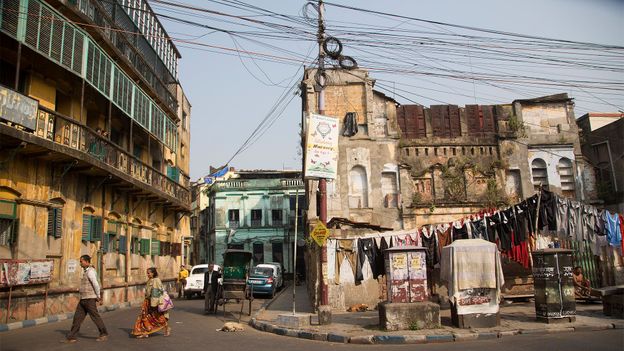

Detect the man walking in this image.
[178,264,189,298]
[61,255,108,343]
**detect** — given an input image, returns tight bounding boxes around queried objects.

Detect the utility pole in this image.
[316,0,331,323]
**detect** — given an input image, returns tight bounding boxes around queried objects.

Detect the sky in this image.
[151,0,624,180]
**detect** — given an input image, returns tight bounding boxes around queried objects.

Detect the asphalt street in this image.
[1,296,622,351]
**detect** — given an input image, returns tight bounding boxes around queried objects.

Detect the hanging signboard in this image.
[0,86,38,131]
[0,259,54,287]
[304,113,339,179]
[310,222,330,246]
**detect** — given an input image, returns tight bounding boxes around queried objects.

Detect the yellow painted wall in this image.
[27,75,56,110]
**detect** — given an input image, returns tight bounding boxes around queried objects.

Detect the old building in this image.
[190,166,235,265]
[0,0,190,322]
[301,67,601,309]
[576,113,624,213]
[301,68,403,309]
[206,170,304,274]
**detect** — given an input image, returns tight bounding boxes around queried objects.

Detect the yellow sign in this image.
[310,222,330,246]
[392,254,407,269]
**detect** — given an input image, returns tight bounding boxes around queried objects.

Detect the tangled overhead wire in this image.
[322,36,358,70]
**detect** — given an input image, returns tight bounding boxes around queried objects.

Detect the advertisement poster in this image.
[0,259,54,287]
[304,113,339,179]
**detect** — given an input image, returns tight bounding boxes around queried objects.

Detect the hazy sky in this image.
[154,0,624,180]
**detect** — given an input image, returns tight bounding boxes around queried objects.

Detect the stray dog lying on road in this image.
[346,303,369,312]
[217,322,246,332]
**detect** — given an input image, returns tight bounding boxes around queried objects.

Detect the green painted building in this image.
[206,171,305,274]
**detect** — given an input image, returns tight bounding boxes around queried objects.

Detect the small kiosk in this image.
[531,249,576,323]
[441,239,504,328]
[378,246,440,330]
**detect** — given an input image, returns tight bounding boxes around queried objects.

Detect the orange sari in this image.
[132,299,168,336]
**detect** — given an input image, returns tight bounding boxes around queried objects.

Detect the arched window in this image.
[381,172,398,208]
[349,166,369,208]
[531,158,548,191]
[558,158,575,197]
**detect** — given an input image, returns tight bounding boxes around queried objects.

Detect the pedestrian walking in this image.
[177,264,189,298]
[132,267,171,339]
[60,255,108,343]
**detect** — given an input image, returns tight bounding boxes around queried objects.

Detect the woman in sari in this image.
[132,267,171,338]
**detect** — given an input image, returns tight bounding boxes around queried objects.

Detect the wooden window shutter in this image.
[102,232,109,253]
[47,209,55,237]
[118,235,127,254]
[151,239,160,256]
[82,214,92,241]
[140,238,150,255]
[91,216,102,241]
[54,208,62,238]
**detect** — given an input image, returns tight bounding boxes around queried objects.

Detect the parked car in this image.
[246,265,278,298]
[253,263,283,290]
[184,264,210,298]
[262,262,284,289]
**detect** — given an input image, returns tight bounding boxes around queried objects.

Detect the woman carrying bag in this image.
[132,267,173,339]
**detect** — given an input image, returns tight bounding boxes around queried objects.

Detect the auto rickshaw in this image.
[217,249,254,319]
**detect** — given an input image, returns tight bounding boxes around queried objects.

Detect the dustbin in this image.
[531,249,576,323]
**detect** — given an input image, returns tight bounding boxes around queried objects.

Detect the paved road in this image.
[1,296,622,351]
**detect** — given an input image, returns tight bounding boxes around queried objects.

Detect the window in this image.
[102,221,119,253]
[228,209,239,228]
[140,238,151,255]
[272,242,283,265]
[0,218,18,246]
[251,209,262,227]
[253,242,264,265]
[381,172,399,208]
[349,166,369,208]
[558,158,575,197]
[531,158,548,191]
[271,209,283,225]
[82,214,102,242]
[118,235,127,254]
[47,208,62,238]
[151,231,160,256]
[182,111,187,130]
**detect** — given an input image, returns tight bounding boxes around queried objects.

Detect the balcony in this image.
[0,106,189,209]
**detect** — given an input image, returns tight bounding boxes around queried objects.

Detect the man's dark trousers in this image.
[67,298,108,339]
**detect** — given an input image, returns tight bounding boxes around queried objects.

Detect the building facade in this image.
[301,68,600,309]
[301,68,403,309]
[576,113,624,213]
[0,0,190,322]
[206,171,304,274]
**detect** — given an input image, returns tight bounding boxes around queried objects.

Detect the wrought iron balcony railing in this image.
[26,107,190,207]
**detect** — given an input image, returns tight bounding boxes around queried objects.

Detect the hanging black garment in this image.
[355,238,378,284]
[513,203,529,244]
[486,215,499,244]
[375,237,389,277]
[526,195,538,234]
[495,211,513,251]
[342,112,359,137]
[452,223,469,241]
[420,230,438,269]
[470,219,486,240]
[538,190,557,231]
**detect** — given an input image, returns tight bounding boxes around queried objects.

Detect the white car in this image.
[184,264,210,298]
